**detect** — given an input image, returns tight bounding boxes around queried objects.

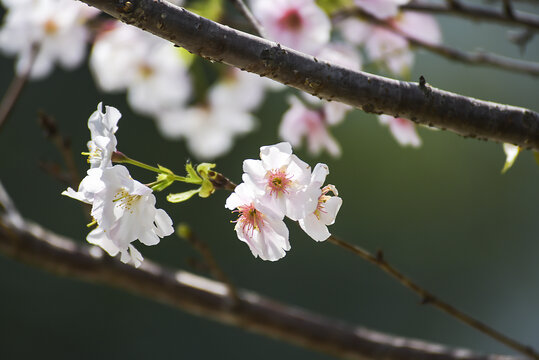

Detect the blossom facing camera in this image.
[242,142,320,220]
[226,183,290,261]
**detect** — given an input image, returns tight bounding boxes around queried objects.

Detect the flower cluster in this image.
[0,0,99,79]
[226,142,342,261]
[63,103,174,267]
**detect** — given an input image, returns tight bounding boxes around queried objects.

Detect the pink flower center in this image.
[267,169,292,197]
[43,19,59,35]
[277,8,303,31]
[234,203,265,236]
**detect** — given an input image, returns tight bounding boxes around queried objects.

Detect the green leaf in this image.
[157,164,174,174]
[316,0,353,14]
[196,162,216,176]
[167,189,200,203]
[187,0,223,20]
[185,162,202,181]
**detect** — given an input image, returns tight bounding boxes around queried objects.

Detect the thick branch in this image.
[0,213,518,360]
[77,0,539,149]
[402,0,539,30]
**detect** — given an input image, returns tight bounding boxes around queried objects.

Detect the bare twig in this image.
[75,0,539,150]
[177,223,239,302]
[502,0,515,19]
[0,210,518,360]
[333,8,539,76]
[0,45,39,132]
[227,0,266,38]
[402,0,539,30]
[37,112,82,190]
[327,235,538,360]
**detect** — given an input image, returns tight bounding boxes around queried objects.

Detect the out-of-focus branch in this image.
[0,192,519,360]
[76,0,539,150]
[227,0,266,37]
[327,235,539,360]
[402,0,539,30]
[0,45,38,132]
[333,8,539,76]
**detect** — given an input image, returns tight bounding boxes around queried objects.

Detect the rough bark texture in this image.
[77,0,539,149]
[0,213,519,360]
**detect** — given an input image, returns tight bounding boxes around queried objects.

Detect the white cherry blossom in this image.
[225,183,290,261]
[242,142,320,220]
[379,115,421,147]
[86,102,121,169]
[250,0,331,54]
[298,164,342,242]
[90,21,191,116]
[0,0,98,79]
[63,165,174,267]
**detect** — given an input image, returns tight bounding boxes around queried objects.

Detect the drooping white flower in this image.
[90,21,191,116]
[279,96,341,157]
[501,143,520,173]
[250,0,331,54]
[379,115,421,147]
[86,102,121,169]
[298,164,342,242]
[242,142,320,220]
[225,183,290,261]
[355,0,409,19]
[63,165,174,267]
[0,0,98,79]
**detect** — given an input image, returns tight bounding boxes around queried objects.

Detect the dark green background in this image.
[0,5,538,359]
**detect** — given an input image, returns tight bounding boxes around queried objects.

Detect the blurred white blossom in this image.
[379,115,421,147]
[355,0,409,19]
[0,0,98,79]
[90,21,191,116]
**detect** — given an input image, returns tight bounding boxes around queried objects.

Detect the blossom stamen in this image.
[234,203,265,236]
[266,169,293,197]
[278,9,303,31]
[113,188,142,213]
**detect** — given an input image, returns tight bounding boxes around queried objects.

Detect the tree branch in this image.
[76,0,539,150]
[0,206,519,360]
[327,235,538,360]
[402,0,539,30]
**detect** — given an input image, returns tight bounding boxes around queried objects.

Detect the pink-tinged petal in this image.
[62,187,91,204]
[379,115,421,147]
[299,213,330,242]
[355,0,409,19]
[319,196,343,225]
[286,155,312,185]
[286,185,321,221]
[338,18,372,45]
[225,192,243,211]
[393,12,441,45]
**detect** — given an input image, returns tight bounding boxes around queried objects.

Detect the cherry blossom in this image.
[86,102,121,169]
[225,183,290,261]
[249,0,331,54]
[339,12,440,76]
[63,165,174,267]
[0,0,99,79]
[378,115,421,147]
[157,104,255,160]
[279,96,341,157]
[90,21,191,116]
[242,142,320,220]
[298,164,342,242]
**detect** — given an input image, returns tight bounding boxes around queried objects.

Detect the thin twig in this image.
[0,211,517,360]
[0,45,39,132]
[402,0,539,30]
[227,0,266,38]
[327,235,539,360]
[333,8,539,76]
[502,0,515,19]
[37,112,82,190]
[177,223,239,303]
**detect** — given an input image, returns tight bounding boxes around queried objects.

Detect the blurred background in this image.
[0,1,538,359]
